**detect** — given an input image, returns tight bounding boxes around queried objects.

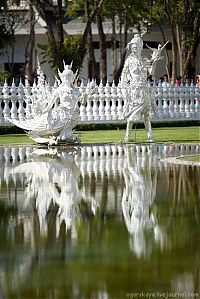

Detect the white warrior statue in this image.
[9,61,92,145]
[121,34,168,142]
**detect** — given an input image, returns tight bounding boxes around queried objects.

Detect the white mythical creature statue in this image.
[121,34,168,142]
[9,62,90,145]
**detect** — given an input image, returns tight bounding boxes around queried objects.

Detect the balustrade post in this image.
[10,79,18,120]
[24,82,32,119]
[116,80,123,119]
[2,79,11,124]
[92,80,100,121]
[179,82,185,118]
[85,81,93,121]
[195,85,200,118]
[17,79,25,120]
[98,81,105,121]
[168,82,174,118]
[173,84,180,119]
[189,82,195,118]
[0,85,3,124]
[184,81,190,117]
[162,83,170,119]
[110,81,117,120]
[157,82,163,119]
[104,81,111,120]
[151,82,157,120]
[79,82,87,122]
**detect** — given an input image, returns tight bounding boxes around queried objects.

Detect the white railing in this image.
[0,80,199,126]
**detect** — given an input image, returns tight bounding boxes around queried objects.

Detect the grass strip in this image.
[0,126,199,145]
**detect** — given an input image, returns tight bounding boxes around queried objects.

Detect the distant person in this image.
[162,74,170,87]
[176,75,182,86]
[196,74,200,86]
[156,76,164,85]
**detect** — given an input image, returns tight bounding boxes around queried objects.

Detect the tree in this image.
[95,0,107,83]
[36,0,105,73]
[67,0,97,80]
[25,0,37,84]
[148,0,200,81]
[84,0,97,80]
[0,0,12,51]
[0,0,27,78]
[36,0,66,70]
[103,0,154,83]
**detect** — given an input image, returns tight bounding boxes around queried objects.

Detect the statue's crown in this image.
[58,61,73,77]
[128,34,143,49]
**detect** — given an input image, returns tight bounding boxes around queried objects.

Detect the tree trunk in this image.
[171,29,178,83]
[56,0,64,48]
[25,0,36,84]
[119,19,123,60]
[163,0,200,82]
[74,0,105,64]
[36,0,61,68]
[85,0,97,80]
[111,14,117,79]
[96,8,107,84]
[113,13,128,84]
[164,1,178,82]
[114,49,126,84]
[123,12,128,56]
[36,0,105,71]
[158,23,170,78]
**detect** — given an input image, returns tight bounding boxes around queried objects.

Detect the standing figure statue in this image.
[121,34,168,142]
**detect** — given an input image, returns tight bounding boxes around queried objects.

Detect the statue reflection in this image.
[11,148,83,249]
[122,146,167,257]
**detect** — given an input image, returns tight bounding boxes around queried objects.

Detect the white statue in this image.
[9,61,92,145]
[121,34,167,142]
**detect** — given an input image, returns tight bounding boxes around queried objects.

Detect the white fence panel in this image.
[0,80,199,127]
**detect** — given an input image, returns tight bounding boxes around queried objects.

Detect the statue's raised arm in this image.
[147,41,169,77]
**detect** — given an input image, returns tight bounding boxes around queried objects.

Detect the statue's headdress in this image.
[127,34,143,50]
[58,61,78,83]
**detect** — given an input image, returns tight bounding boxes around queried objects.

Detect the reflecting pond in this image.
[0,143,200,299]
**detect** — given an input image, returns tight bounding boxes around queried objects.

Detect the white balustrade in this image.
[0,79,199,127]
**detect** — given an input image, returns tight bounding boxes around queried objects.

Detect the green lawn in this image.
[0,126,199,145]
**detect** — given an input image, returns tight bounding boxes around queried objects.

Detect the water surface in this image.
[0,144,199,299]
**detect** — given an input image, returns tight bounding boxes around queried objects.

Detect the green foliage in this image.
[38,35,86,72]
[66,0,85,19]
[66,0,93,20]
[0,0,22,51]
[63,35,86,70]
[103,0,156,33]
[0,1,12,49]
[37,43,55,66]
[0,69,11,84]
